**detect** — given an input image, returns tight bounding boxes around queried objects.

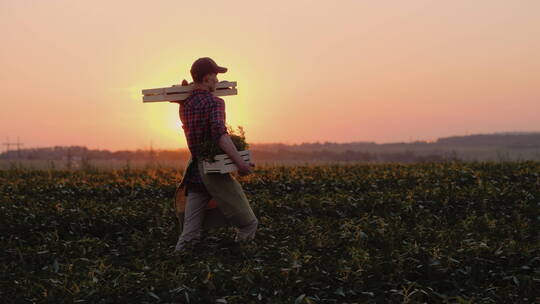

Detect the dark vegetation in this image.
[199,126,249,162]
[1,161,539,303]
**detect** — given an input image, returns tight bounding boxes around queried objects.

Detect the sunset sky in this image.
[1,0,539,151]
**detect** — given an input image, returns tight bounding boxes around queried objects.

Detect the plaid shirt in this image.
[179,89,228,193]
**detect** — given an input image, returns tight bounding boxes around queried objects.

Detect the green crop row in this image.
[1,161,539,303]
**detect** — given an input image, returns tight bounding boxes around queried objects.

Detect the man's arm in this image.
[210,96,254,176]
[218,133,254,176]
[218,133,245,165]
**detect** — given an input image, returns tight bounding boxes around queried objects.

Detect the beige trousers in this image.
[175,190,258,251]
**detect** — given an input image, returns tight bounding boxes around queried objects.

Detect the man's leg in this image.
[175,191,212,251]
[234,218,258,242]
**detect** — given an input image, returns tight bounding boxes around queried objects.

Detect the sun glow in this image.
[141,104,184,148]
[4,0,538,150]
[136,52,261,148]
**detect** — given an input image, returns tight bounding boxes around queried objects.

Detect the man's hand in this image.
[169,79,191,104]
[237,161,255,176]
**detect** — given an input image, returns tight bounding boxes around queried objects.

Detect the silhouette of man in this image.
[171,57,257,252]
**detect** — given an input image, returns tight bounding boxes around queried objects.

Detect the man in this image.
[172,57,258,252]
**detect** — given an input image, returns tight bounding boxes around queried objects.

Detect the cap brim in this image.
[216,66,227,73]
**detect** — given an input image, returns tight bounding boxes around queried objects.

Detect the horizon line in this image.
[2,130,539,153]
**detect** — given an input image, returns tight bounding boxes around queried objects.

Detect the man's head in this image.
[190,57,227,92]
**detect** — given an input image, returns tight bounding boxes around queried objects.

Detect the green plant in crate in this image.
[199,125,249,162]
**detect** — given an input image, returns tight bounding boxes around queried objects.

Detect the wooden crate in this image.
[142,81,237,102]
[203,150,250,174]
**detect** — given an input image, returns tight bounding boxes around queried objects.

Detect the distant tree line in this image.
[0,146,190,161]
[250,149,453,163]
[1,132,538,163]
[436,132,540,147]
[0,146,454,163]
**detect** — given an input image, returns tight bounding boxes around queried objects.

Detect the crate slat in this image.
[143,88,237,103]
[142,81,236,95]
[203,150,250,174]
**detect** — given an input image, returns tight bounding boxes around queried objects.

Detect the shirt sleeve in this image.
[209,97,228,142]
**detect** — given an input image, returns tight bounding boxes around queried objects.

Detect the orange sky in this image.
[1,0,539,151]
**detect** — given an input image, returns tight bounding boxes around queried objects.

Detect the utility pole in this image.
[149,140,157,162]
[2,137,11,154]
[15,137,23,158]
[2,137,24,158]
[146,140,157,169]
[66,147,73,170]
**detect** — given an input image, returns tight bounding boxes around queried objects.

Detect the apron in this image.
[174,156,257,235]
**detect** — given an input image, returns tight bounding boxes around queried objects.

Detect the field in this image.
[1,162,539,303]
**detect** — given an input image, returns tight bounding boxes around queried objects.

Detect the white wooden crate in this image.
[142,81,237,103]
[203,150,250,174]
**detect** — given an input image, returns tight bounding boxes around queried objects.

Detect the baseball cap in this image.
[190,57,227,82]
